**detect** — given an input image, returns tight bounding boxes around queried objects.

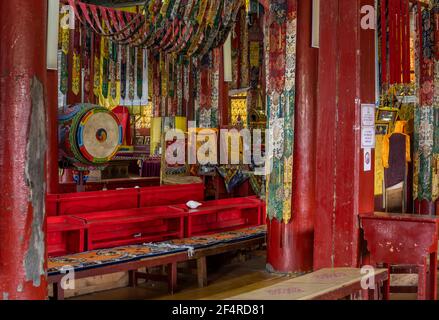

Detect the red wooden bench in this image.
[47,188,139,216]
[48,251,188,300]
[360,212,439,300]
[139,183,205,207]
[47,183,205,217]
[172,197,263,237]
[47,216,87,257]
[73,206,187,250]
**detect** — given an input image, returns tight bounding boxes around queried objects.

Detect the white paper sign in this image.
[361,127,376,149]
[361,104,375,127]
[364,148,372,172]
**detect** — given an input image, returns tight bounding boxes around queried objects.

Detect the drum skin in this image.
[59,104,123,165]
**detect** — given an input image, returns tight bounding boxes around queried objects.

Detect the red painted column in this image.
[314,0,375,269]
[266,0,317,273]
[0,0,48,299]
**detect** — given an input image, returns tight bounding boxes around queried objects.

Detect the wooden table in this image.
[360,212,439,300]
[48,251,189,300]
[227,268,389,300]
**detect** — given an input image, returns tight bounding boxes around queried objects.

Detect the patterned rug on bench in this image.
[149,225,267,254]
[48,244,187,276]
[48,225,267,276]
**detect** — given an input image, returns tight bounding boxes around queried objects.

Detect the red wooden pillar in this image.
[0,0,48,299]
[266,0,317,273]
[314,0,376,269]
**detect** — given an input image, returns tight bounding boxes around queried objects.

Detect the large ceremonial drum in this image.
[59,104,123,165]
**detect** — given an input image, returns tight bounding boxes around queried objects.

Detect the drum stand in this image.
[73,170,89,193]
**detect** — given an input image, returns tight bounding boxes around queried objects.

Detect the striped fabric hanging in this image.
[380,0,412,86]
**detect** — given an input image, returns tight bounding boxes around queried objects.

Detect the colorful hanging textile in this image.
[176,62,184,116]
[210,49,221,127]
[93,34,101,98]
[82,25,92,101]
[120,45,127,99]
[70,0,241,59]
[240,8,249,88]
[109,41,118,100]
[72,20,81,96]
[265,0,296,223]
[128,46,136,101]
[137,48,144,100]
[413,1,439,203]
[59,8,70,95]
[101,31,110,100]
[148,52,154,102]
[379,0,412,86]
[231,14,241,90]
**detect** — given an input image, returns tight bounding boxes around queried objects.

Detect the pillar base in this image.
[266,218,314,274]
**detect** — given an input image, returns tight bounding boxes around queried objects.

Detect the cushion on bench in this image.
[152,225,267,251]
[48,244,186,276]
[48,225,267,276]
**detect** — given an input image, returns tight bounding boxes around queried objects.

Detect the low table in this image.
[360,212,439,300]
[227,268,389,300]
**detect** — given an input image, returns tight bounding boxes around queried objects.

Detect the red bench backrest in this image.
[139,183,205,207]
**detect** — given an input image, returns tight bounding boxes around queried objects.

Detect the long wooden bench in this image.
[48,226,267,300]
[48,251,188,300]
[227,268,389,300]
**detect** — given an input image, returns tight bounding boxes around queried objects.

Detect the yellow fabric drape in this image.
[382,121,411,169]
[150,117,162,155]
[375,135,385,195]
[175,116,187,133]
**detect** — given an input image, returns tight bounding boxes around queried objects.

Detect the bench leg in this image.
[52,283,65,301]
[428,252,437,300]
[382,265,390,300]
[361,287,376,300]
[167,263,177,295]
[128,270,137,288]
[197,257,208,288]
[417,260,428,300]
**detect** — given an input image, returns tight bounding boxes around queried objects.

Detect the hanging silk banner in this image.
[93,33,101,98]
[240,8,249,88]
[72,19,81,96]
[109,41,118,100]
[128,46,136,101]
[265,0,296,223]
[137,48,144,100]
[82,25,92,101]
[101,31,110,100]
[60,8,70,95]
[120,45,127,99]
[176,62,184,116]
[413,2,439,204]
